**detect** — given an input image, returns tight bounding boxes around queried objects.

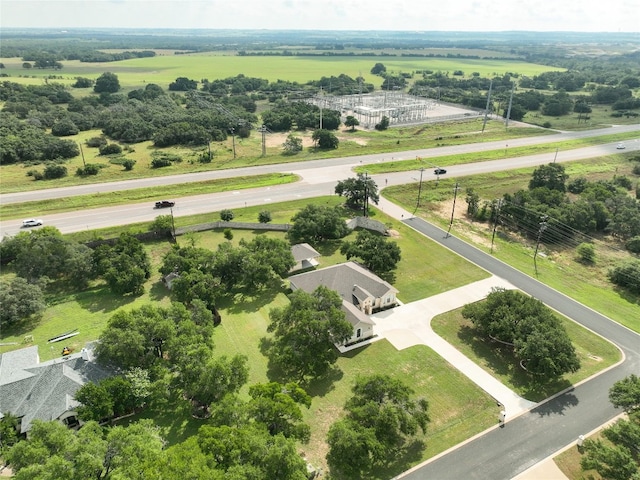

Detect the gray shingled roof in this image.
[289,261,397,302]
[0,346,113,433]
[291,243,321,263]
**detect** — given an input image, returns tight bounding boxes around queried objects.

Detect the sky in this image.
[1,0,639,32]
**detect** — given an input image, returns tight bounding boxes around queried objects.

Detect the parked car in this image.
[154,200,175,208]
[616,143,625,149]
[22,218,43,228]
[434,168,447,175]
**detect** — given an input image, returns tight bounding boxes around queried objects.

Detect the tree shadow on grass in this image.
[612,285,640,307]
[116,392,203,447]
[314,239,343,258]
[305,365,344,398]
[148,281,170,302]
[458,325,573,402]
[0,315,43,340]
[259,336,345,395]
[220,285,282,314]
[74,285,138,314]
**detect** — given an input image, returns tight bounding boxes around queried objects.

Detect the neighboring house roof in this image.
[291,243,321,263]
[289,261,398,302]
[0,345,112,433]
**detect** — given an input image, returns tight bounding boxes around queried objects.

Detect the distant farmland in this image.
[0,53,563,91]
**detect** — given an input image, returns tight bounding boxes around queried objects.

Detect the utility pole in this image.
[415,167,425,212]
[230,127,236,159]
[170,207,176,239]
[78,142,86,167]
[505,82,515,128]
[490,198,503,253]
[446,182,460,238]
[553,147,559,163]
[363,172,368,217]
[319,86,323,130]
[260,125,267,157]
[482,80,493,133]
[534,216,548,274]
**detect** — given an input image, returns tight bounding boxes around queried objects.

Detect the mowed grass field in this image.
[382,153,640,333]
[0,53,563,91]
[0,197,497,475]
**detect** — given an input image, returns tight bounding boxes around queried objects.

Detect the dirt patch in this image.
[265,131,368,149]
[265,132,315,149]
[387,229,401,238]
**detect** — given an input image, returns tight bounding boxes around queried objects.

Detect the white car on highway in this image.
[22,218,44,228]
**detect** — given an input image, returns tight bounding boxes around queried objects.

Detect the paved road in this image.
[2,136,639,238]
[3,122,639,478]
[2,123,639,204]
[395,217,640,480]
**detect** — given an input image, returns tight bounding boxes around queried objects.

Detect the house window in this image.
[356,328,362,338]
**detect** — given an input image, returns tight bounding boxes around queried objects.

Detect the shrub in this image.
[122,159,136,171]
[568,177,588,194]
[609,259,640,293]
[576,243,596,264]
[220,209,234,221]
[43,164,67,179]
[625,236,640,253]
[613,175,633,190]
[99,143,122,155]
[76,164,102,176]
[542,122,552,128]
[86,136,107,148]
[258,211,272,223]
[149,215,173,234]
[375,115,390,131]
[632,163,640,175]
[151,158,172,168]
[223,228,233,240]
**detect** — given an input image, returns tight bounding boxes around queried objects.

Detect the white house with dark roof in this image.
[0,344,112,434]
[288,261,399,348]
[290,243,321,273]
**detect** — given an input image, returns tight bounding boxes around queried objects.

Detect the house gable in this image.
[0,345,112,433]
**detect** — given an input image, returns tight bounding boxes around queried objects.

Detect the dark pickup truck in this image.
[154,200,175,208]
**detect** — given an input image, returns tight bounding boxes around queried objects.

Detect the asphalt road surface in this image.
[2,123,639,479]
[395,217,640,480]
[2,127,639,238]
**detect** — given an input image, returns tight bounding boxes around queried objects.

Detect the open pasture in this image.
[0,53,562,90]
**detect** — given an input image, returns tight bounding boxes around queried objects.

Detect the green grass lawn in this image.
[431,308,621,402]
[0,54,562,91]
[382,154,640,332]
[0,118,551,194]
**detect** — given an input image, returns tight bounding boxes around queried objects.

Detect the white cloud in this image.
[1,0,638,31]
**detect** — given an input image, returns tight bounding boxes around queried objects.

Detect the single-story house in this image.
[288,261,399,347]
[0,344,112,435]
[289,243,321,273]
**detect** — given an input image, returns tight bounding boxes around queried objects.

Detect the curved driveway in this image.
[395,217,640,480]
[2,123,639,478]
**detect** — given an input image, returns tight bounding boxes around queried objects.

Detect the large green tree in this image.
[267,286,353,382]
[93,72,120,93]
[462,288,580,379]
[5,420,164,479]
[327,374,429,477]
[581,375,640,480]
[529,163,569,192]
[609,374,640,413]
[287,204,349,244]
[93,233,151,295]
[0,277,46,328]
[335,173,379,213]
[340,230,401,274]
